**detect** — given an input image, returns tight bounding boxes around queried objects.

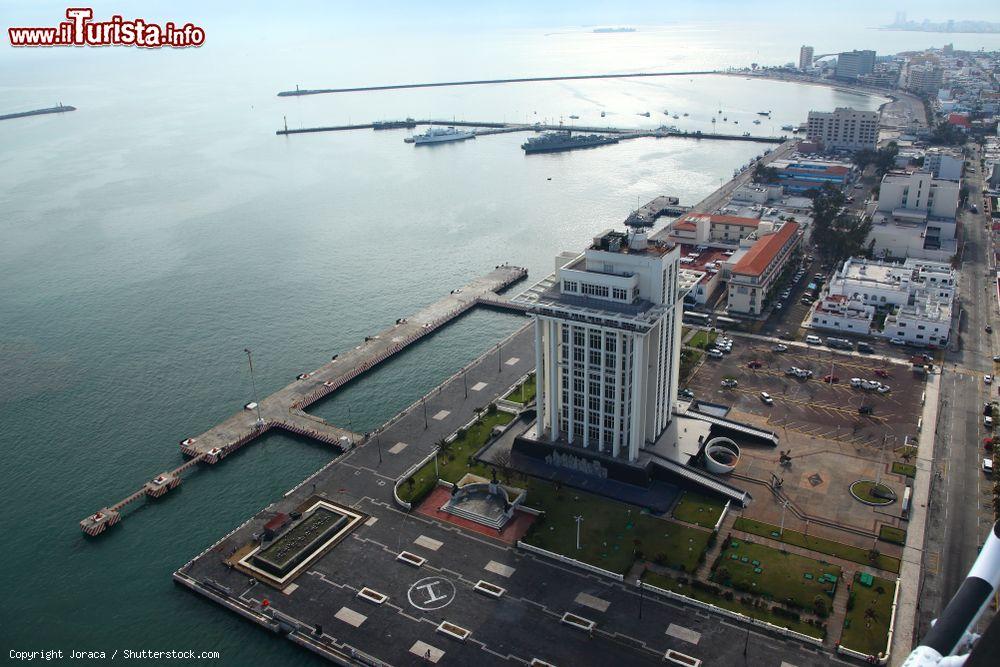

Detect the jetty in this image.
[277,118,787,144]
[80,265,529,536]
[276,70,720,97]
[0,104,76,122]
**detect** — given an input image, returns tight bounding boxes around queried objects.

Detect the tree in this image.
[929,121,966,146]
[810,185,872,264]
[754,164,780,184]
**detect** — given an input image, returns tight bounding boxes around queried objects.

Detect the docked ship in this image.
[373,118,416,130]
[781,124,794,131]
[411,126,475,145]
[521,131,619,154]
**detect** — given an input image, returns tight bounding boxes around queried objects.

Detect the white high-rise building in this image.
[799,45,814,71]
[522,229,682,462]
[806,107,879,151]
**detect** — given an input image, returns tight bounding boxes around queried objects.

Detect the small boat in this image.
[663,109,669,115]
[683,112,689,116]
[639,111,651,117]
[723,117,727,121]
[600,111,606,117]
[781,124,794,131]
[569,115,579,119]
[672,114,679,119]
[734,120,739,124]
[742,132,751,137]
[711,117,716,123]
[753,119,761,125]
[757,111,771,116]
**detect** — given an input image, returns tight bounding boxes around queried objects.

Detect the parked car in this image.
[779,331,794,341]
[986,374,994,385]
[747,360,763,369]
[775,302,784,311]
[876,384,891,394]
[874,369,890,378]
[721,379,738,388]
[851,377,863,388]
[889,338,906,346]
[707,349,724,359]
[987,325,993,334]
[986,415,994,428]
[805,335,822,345]
[985,458,994,475]
[823,374,839,383]
[772,344,788,352]
[680,388,694,399]
[760,392,774,405]
[859,405,874,415]
[857,342,874,353]
[861,379,880,390]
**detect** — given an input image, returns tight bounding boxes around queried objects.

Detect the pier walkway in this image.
[276,70,719,96]
[80,265,528,536]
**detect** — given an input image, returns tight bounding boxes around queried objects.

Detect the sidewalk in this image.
[889,370,941,665]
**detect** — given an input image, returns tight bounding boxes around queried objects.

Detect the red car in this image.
[874,369,889,378]
[748,360,763,369]
[823,374,839,383]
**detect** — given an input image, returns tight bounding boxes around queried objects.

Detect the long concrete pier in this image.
[0,104,76,122]
[80,265,529,536]
[276,70,720,96]
[276,118,786,144]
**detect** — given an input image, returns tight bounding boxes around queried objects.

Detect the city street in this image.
[917,142,997,640]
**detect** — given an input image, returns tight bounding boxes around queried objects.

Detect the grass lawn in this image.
[689,330,718,350]
[680,349,703,383]
[397,410,514,504]
[641,570,825,639]
[841,574,896,657]
[712,539,842,609]
[891,462,916,478]
[878,526,906,546]
[503,374,536,405]
[849,481,896,506]
[672,491,726,528]
[735,518,900,574]
[522,481,712,575]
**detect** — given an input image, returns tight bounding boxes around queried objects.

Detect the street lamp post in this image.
[376,432,382,465]
[244,348,263,427]
[423,398,428,429]
[779,499,789,537]
[574,515,584,550]
[463,369,468,399]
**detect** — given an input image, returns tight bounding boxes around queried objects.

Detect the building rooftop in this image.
[730,222,799,278]
[589,229,675,257]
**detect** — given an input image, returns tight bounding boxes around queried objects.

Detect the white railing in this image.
[516,540,624,582]
[714,500,731,533]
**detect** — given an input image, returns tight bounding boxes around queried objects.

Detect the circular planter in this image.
[849,480,896,506]
[704,437,741,474]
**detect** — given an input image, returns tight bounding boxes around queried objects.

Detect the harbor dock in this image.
[277,118,786,144]
[80,265,529,536]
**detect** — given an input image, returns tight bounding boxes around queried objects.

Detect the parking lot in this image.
[686,336,925,447]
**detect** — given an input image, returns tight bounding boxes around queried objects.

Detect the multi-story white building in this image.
[806,107,879,151]
[799,45,814,71]
[905,64,944,94]
[522,229,683,462]
[924,148,963,181]
[820,257,957,347]
[809,294,876,335]
[869,170,960,260]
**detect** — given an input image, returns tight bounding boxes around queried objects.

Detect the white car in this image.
[861,379,880,391]
[985,374,993,385]
[986,415,994,428]
[985,458,995,475]
[707,349,724,359]
[876,384,891,394]
[850,377,863,388]
[805,335,822,345]
[760,391,774,405]
[889,337,906,345]
[721,379,739,388]
[772,344,788,352]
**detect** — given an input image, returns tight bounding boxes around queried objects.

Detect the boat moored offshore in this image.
[521,130,619,154]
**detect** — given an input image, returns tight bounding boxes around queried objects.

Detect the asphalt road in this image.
[917,143,997,639]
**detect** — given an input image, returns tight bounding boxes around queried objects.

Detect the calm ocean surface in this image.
[3,16,999,662]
